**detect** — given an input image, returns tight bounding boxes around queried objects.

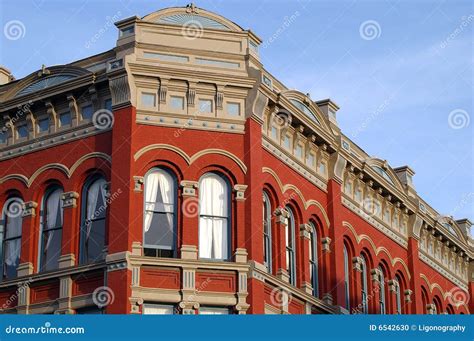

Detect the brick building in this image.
[0,4,472,315]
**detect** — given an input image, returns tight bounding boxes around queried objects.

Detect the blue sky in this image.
[1,0,473,228]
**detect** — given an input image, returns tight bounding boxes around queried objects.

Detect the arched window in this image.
[343,244,350,311]
[199,173,230,260]
[379,266,386,314]
[143,168,177,258]
[395,275,402,314]
[285,207,296,285]
[446,304,455,314]
[1,197,23,280]
[81,176,107,264]
[433,296,442,315]
[421,287,429,314]
[309,222,318,297]
[39,187,63,271]
[360,255,368,314]
[263,192,272,272]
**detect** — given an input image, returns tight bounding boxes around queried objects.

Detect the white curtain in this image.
[86,178,106,238]
[4,199,23,267]
[44,188,63,251]
[199,174,228,259]
[144,170,174,233]
[142,304,174,315]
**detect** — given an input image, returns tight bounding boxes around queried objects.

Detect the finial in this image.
[37,64,50,77]
[186,3,199,14]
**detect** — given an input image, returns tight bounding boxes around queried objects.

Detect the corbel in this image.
[352,256,363,272]
[216,84,225,110]
[44,100,58,133]
[25,109,36,139]
[159,78,169,103]
[187,81,197,107]
[233,184,248,201]
[67,94,79,126]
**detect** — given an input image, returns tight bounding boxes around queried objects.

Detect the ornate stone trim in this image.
[352,256,363,272]
[180,180,198,197]
[61,191,79,208]
[299,223,311,239]
[133,176,144,192]
[233,184,247,201]
[22,201,38,217]
[321,237,331,252]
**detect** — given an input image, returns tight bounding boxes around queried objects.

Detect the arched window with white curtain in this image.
[360,255,368,314]
[81,176,107,264]
[199,173,230,260]
[1,197,23,280]
[143,168,176,258]
[263,191,272,272]
[379,266,386,314]
[309,222,318,297]
[39,186,63,272]
[285,207,296,285]
[343,244,350,311]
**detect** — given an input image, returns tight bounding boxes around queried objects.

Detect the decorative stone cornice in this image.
[370,268,382,284]
[299,223,311,239]
[388,279,399,292]
[233,184,248,201]
[180,180,198,197]
[321,237,331,252]
[22,201,38,217]
[61,191,79,208]
[133,176,144,192]
[274,207,289,224]
[352,256,363,272]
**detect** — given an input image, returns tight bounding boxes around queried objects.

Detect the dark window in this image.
[39,187,63,272]
[1,198,23,280]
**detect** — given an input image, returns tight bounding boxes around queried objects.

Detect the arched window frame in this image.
[360,255,368,314]
[262,191,272,273]
[198,172,231,261]
[38,186,64,272]
[378,266,386,314]
[395,275,402,314]
[309,221,319,298]
[343,244,350,311]
[80,175,108,264]
[143,168,178,258]
[285,206,296,286]
[0,197,23,281]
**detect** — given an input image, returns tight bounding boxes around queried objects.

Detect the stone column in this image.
[59,191,79,268]
[233,184,247,261]
[274,208,289,283]
[180,180,199,260]
[18,201,38,277]
[299,223,312,294]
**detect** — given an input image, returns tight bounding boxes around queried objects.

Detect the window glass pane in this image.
[198,99,212,113]
[143,304,174,315]
[82,105,94,120]
[41,229,62,271]
[283,136,291,149]
[83,178,107,263]
[38,118,50,132]
[142,93,156,107]
[59,112,72,127]
[295,145,303,158]
[227,102,240,116]
[120,26,134,36]
[144,170,176,251]
[199,307,229,315]
[170,96,184,110]
[104,99,112,112]
[17,125,28,138]
[306,153,315,166]
[3,198,24,280]
[0,130,6,143]
[199,174,229,260]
